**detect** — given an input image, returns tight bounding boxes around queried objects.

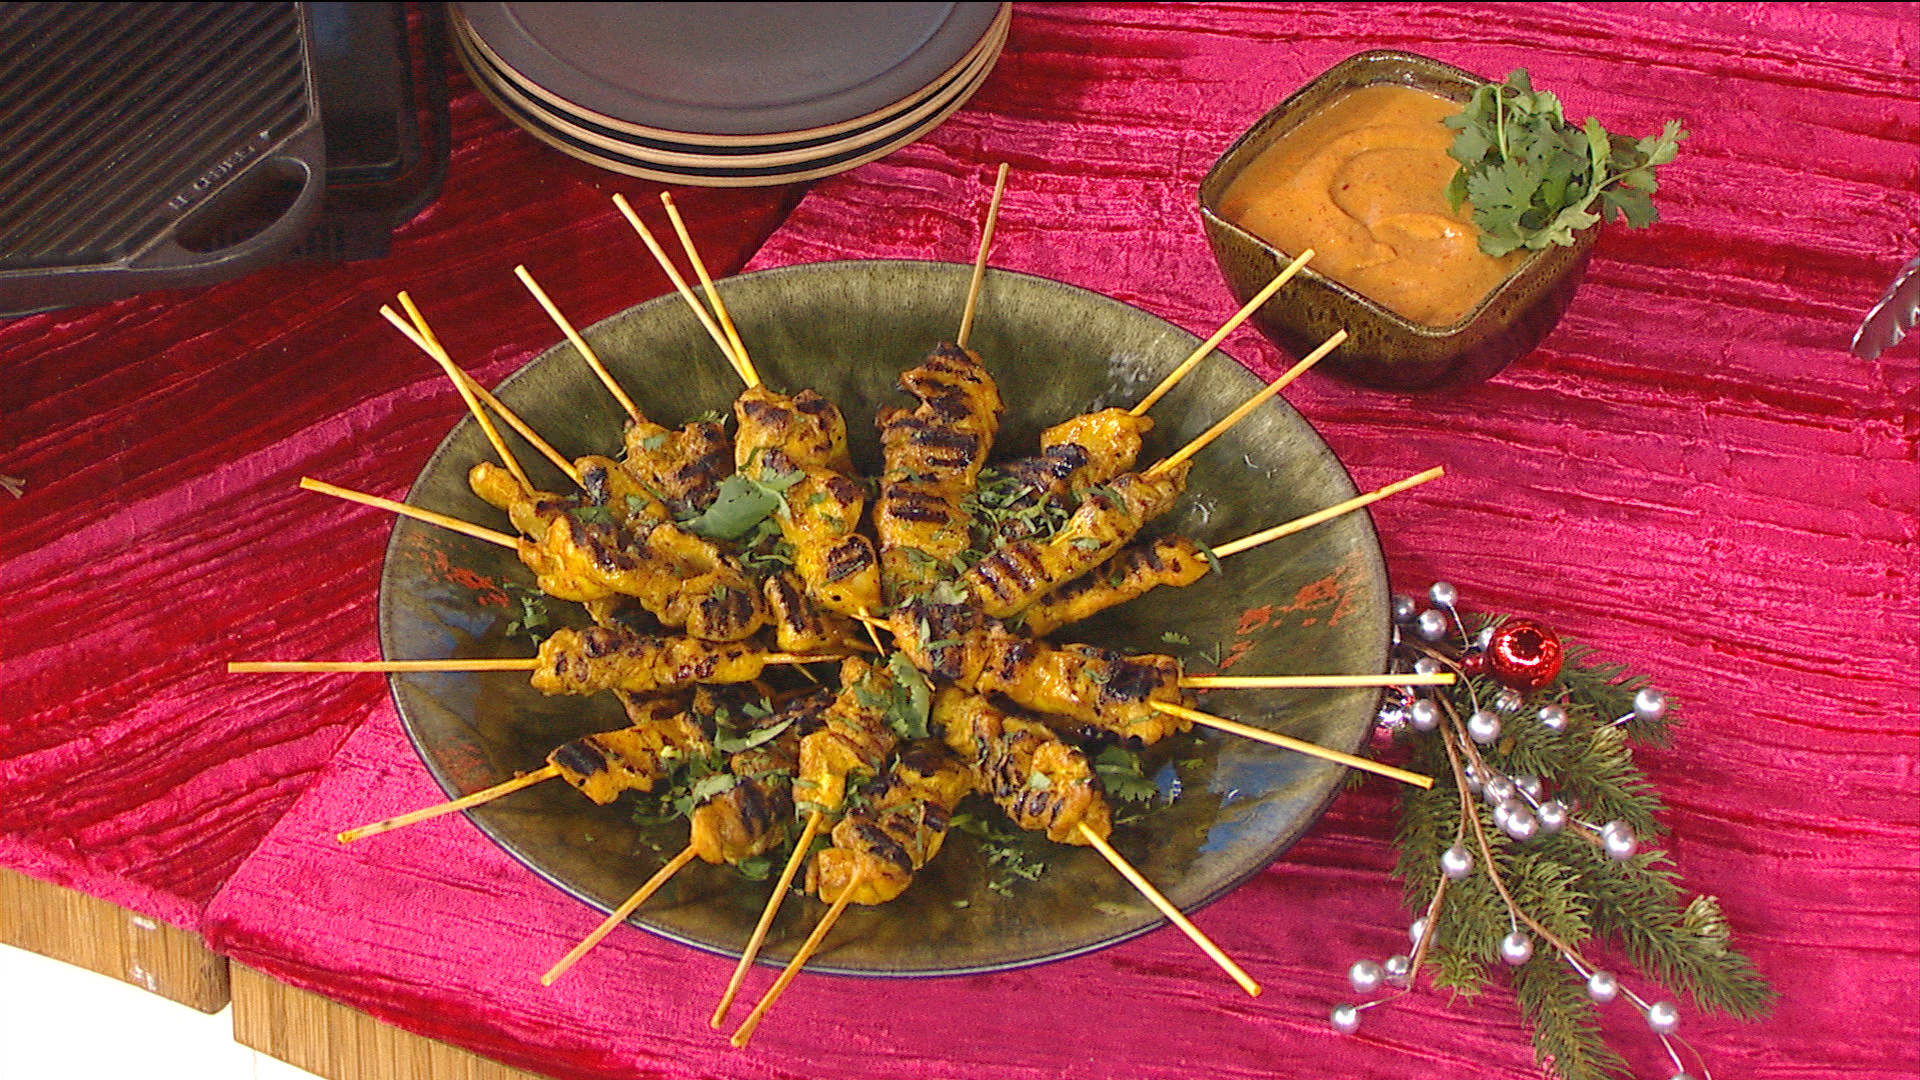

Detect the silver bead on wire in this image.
[1536,799,1569,834]
[1467,708,1502,744]
[1513,775,1544,801]
[1500,931,1534,966]
[1440,844,1474,879]
[1383,954,1411,986]
[1646,1000,1681,1035]
[1409,700,1441,732]
[1482,775,1516,805]
[1462,764,1483,795]
[1538,704,1569,733]
[1331,1003,1361,1035]
[1492,799,1515,832]
[1473,625,1494,650]
[1348,959,1384,994]
[1392,594,1418,623]
[1428,581,1459,608]
[1586,970,1620,1002]
[1634,687,1669,722]
[1416,609,1448,641]
[1409,916,1429,947]
[1494,688,1525,714]
[1414,656,1444,677]
[1603,820,1638,860]
[1503,803,1539,841]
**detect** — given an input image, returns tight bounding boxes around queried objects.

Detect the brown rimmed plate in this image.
[377,259,1390,975]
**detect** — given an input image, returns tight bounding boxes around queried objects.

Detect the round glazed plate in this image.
[458,2,1006,140]
[378,260,1390,975]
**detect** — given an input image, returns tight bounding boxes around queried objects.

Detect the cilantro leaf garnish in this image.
[1445,69,1685,256]
[677,467,804,541]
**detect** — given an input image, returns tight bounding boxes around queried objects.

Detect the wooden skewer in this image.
[382,301,534,495]
[298,477,519,549]
[710,810,824,1028]
[659,192,757,387]
[611,193,752,385]
[458,373,584,488]
[1076,823,1261,997]
[394,293,584,487]
[336,764,561,843]
[513,265,643,423]
[1147,328,1347,478]
[542,844,701,986]
[1181,672,1455,689]
[955,161,1010,350]
[1150,701,1432,788]
[730,866,866,1047]
[230,658,536,674]
[1212,466,1445,559]
[1131,248,1316,417]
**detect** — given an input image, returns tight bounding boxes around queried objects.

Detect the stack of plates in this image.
[452,3,1010,187]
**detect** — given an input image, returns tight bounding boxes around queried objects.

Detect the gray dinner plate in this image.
[458,2,1005,138]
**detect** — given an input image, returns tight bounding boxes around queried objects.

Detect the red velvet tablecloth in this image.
[29,3,1920,1079]
[0,75,801,930]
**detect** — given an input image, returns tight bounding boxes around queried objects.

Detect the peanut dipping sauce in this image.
[1218,84,1523,327]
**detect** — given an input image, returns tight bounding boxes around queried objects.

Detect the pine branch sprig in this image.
[1360,599,1772,1078]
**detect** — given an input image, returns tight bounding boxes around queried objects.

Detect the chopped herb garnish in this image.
[1160,630,1191,646]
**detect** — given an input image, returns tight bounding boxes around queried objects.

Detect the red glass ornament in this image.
[1459,651,1488,677]
[1487,619,1564,690]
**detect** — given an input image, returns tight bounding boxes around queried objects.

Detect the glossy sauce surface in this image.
[1219,84,1523,326]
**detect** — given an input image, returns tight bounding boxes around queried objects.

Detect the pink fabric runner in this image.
[77,2,1920,1077]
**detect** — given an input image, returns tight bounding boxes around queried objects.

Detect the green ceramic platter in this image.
[377,259,1389,976]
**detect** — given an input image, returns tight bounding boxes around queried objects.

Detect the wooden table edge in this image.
[0,866,230,1013]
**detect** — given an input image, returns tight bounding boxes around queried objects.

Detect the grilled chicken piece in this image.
[961,461,1191,618]
[617,416,731,517]
[733,385,852,475]
[753,449,882,618]
[1018,535,1212,636]
[874,344,1003,601]
[934,688,1110,845]
[1039,408,1152,491]
[793,658,901,818]
[974,409,1154,546]
[547,709,711,804]
[469,462,767,640]
[806,741,974,905]
[763,572,858,653]
[688,690,831,865]
[531,627,767,696]
[890,600,1190,746]
[575,455,670,531]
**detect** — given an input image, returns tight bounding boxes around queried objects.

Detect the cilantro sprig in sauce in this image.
[1444,69,1686,257]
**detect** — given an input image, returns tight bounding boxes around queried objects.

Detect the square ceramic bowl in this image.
[1198,50,1596,391]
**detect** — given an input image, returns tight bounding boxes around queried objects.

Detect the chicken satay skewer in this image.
[612,192,753,385]
[1130,249,1317,417]
[1145,328,1348,479]
[955,161,1010,350]
[658,192,757,385]
[1019,466,1448,635]
[1149,701,1432,788]
[540,844,700,985]
[228,654,836,676]
[1073,822,1260,996]
[513,264,644,423]
[378,301,534,495]
[394,293,585,486]
[729,866,867,1048]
